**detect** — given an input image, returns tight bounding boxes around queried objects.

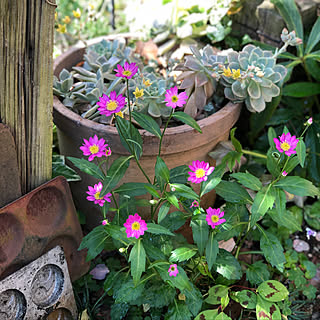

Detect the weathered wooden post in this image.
[0,0,55,194]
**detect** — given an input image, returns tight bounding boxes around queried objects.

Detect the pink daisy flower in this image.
[273,132,299,156]
[190,200,199,208]
[97,91,126,117]
[164,86,188,109]
[188,160,215,184]
[80,135,108,161]
[114,62,138,79]
[206,207,226,229]
[282,171,288,176]
[123,213,148,239]
[168,264,179,277]
[102,219,108,226]
[86,182,112,207]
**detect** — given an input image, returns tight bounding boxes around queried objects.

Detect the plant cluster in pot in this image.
[53,34,289,230]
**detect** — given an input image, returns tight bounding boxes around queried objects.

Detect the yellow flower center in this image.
[171,95,178,102]
[195,168,206,178]
[123,70,132,77]
[107,101,118,111]
[94,191,101,200]
[170,266,176,271]
[89,145,99,154]
[132,222,140,230]
[280,142,290,151]
[211,215,219,223]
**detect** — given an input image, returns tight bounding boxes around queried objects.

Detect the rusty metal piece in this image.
[0,176,89,281]
[0,123,21,207]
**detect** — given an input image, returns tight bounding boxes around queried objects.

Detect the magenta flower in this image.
[168,264,179,277]
[80,135,108,161]
[86,182,112,207]
[102,219,108,226]
[97,91,126,117]
[123,213,148,239]
[282,171,288,176]
[307,117,313,125]
[190,200,199,208]
[274,132,299,156]
[206,207,226,229]
[105,147,112,157]
[164,86,188,109]
[114,62,138,79]
[188,160,214,184]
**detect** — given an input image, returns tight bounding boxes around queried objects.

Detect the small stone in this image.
[293,239,310,252]
[89,264,109,280]
[316,232,320,242]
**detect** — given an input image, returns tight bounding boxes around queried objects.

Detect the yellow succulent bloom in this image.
[73,9,81,18]
[115,111,124,118]
[133,87,144,99]
[88,3,95,10]
[232,69,241,79]
[56,24,67,34]
[222,67,232,77]
[143,78,152,87]
[62,16,71,24]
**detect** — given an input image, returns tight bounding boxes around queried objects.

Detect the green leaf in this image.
[182,284,203,316]
[166,301,192,320]
[205,285,229,305]
[268,209,302,232]
[155,156,170,191]
[215,312,232,320]
[271,0,303,56]
[260,230,286,271]
[116,116,143,159]
[213,249,242,280]
[160,211,187,232]
[302,285,317,300]
[191,219,209,255]
[246,261,270,286]
[230,172,262,191]
[301,260,317,279]
[257,280,289,302]
[267,127,277,148]
[170,246,197,262]
[274,176,320,197]
[114,182,153,197]
[221,151,243,172]
[305,17,320,54]
[114,279,145,304]
[200,163,225,197]
[231,290,257,309]
[274,186,287,215]
[215,181,253,204]
[158,201,171,223]
[78,225,109,261]
[129,239,146,285]
[173,111,202,133]
[195,310,219,320]
[282,82,320,97]
[146,223,175,236]
[230,127,242,152]
[296,139,306,167]
[101,156,132,196]
[68,156,104,180]
[105,224,131,246]
[170,183,199,200]
[166,192,180,209]
[206,232,219,271]
[306,123,320,183]
[284,155,300,174]
[52,155,81,181]
[250,187,275,227]
[132,111,162,138]
[267,149,281,177]
[144,185,161,198]
[256,295,281,320]
[169,165,189,184]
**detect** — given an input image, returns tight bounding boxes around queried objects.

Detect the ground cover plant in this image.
[66,35,319,319]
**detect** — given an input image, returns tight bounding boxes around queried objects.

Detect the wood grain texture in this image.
[0,0,55,193]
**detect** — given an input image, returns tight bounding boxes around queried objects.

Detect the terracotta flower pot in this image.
[53,40,242,230]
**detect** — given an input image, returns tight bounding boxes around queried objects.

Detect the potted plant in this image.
[52,31,295,228]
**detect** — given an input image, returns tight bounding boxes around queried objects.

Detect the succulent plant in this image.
[174,45,227,118]
[220,45,287,112]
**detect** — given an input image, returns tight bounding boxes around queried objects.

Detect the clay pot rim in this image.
[53,35,241,137]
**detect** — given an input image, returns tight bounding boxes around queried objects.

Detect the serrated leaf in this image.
[296,139,306,167]
[144,185,161,198]
[114,182,153,197]
[257,280,289,302]
[274,176,320,197]
[132,111,162,138]
[166,192,180,209]
[68,156,104,180]
[114,279,145,304]
[260,230,285,271]
[183,284,203,316]
[52,155,81,181]
[231,290,257,309]
[156,156,170,191]
[173,111,202,133]
[170,246,197,262]
[146,223,175,236]
[268,209,302,232]
[191,219,209,255]
[230,127,242,152]
[215,181,253,204]
[282,82,320,97]
[256,295,281,320]
[200,163,225,197]
[205,285,229,305]
[166,301,192,320]
[158,201,171,223]
[231,172,262,191]
[170,183,199,200]
[160,211,187,232]
[214,249,242,280]
[246,261,270,286]
[129,239,146,285]
[169,165,189,184]
[206,232,219,271]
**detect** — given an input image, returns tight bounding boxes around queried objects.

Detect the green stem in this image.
[126,79,133,136]
[111,191,119,210]
[238,250,263,255]
[242,149,267,159]
[158,109,173,157]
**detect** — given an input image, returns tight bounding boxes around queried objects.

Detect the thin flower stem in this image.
[158,109,173,157]
[242,149,267,159]
[111,191,119,210]
[238,250,263,255]
[126,79,133,136]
